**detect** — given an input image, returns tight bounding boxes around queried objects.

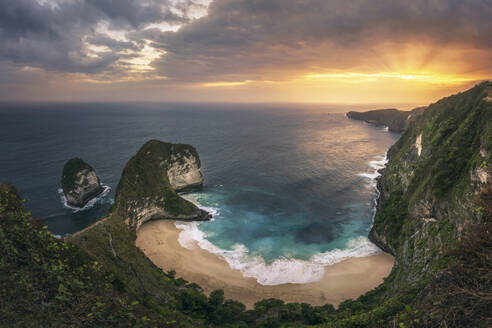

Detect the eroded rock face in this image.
[61,158,103,208]
[166,152,203,191]
[114,140,209,231]
[414,133,422,157]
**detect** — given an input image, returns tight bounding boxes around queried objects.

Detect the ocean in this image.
[0,102,399,285]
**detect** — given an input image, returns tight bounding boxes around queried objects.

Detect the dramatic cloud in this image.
[0,0,200,75]
[0,0,491,102]
[148,0,492,83]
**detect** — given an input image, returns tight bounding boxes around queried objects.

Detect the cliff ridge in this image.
[347,107,426,132]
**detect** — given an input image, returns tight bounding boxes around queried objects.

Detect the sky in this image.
[1,0,491,105]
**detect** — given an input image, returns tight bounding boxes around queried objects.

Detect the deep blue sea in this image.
[0,102,399,285]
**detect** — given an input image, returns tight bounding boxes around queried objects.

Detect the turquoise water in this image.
[0,102,399,284]
[185,189,376,261]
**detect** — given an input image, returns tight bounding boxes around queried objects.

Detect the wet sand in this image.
[136,220,394,309]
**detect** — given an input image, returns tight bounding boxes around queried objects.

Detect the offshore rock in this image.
[61,158,103,208]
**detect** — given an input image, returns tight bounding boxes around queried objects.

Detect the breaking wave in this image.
[175,220,380,285]
[58,185,111,212]
[357,153,388,188]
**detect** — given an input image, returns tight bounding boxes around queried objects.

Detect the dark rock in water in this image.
[114,139,209,231]
[347,107,426,133]
[61,158,103,208]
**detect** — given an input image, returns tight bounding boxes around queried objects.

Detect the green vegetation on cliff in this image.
[61,158,93,192]
[0,183,198,327]
[368,82,492,325]
[114,140,206,230]
[371,82,492,262]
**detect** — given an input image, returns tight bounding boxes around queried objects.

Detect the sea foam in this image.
[357,153,388,188]
[175,220,381,285]
[58,184,111,212]
[357,153,389,227]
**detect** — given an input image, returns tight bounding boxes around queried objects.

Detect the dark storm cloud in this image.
[86,33,142,52]
[145,0,492,82]
[84,0,187,29]
[0,0,187,74]
[0,0,491,82]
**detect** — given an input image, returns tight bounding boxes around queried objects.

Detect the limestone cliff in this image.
[166,148,203,191]
[347,107,426,133]
[369,82,492,288]
[61,158,103,208]
[114,139,209,231]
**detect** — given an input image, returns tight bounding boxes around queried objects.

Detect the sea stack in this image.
[61,158,104,208]
[114,139,209,231]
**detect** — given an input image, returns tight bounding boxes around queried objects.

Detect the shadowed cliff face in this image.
[370,82,492,287]
[114,139,209,231]
[61,158,103,208]
[347,107,426,133]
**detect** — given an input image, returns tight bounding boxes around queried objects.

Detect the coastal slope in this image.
[367,81,492,326]
[0,183,199,327]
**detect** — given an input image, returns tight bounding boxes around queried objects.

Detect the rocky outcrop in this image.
[166,150,203,191]
[347,107,426,133]
[114,139,209,231]
[61,158,103,208]
[369,82,492,288]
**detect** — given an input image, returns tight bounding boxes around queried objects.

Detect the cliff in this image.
[368,82,492,321]
[347,107,426,132]
[114,139,209,231]
[61,158,103,207]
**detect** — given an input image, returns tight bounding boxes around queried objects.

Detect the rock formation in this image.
[61,158,103,208]
[114,139,209,231]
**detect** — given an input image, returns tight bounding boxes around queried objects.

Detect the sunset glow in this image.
[201,81,252,87]
[303,72,477,85]
[0,0,490,104]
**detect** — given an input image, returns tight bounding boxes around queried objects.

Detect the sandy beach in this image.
[136,220,394,309]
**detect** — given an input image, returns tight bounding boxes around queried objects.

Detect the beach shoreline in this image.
[136,220,394,309]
